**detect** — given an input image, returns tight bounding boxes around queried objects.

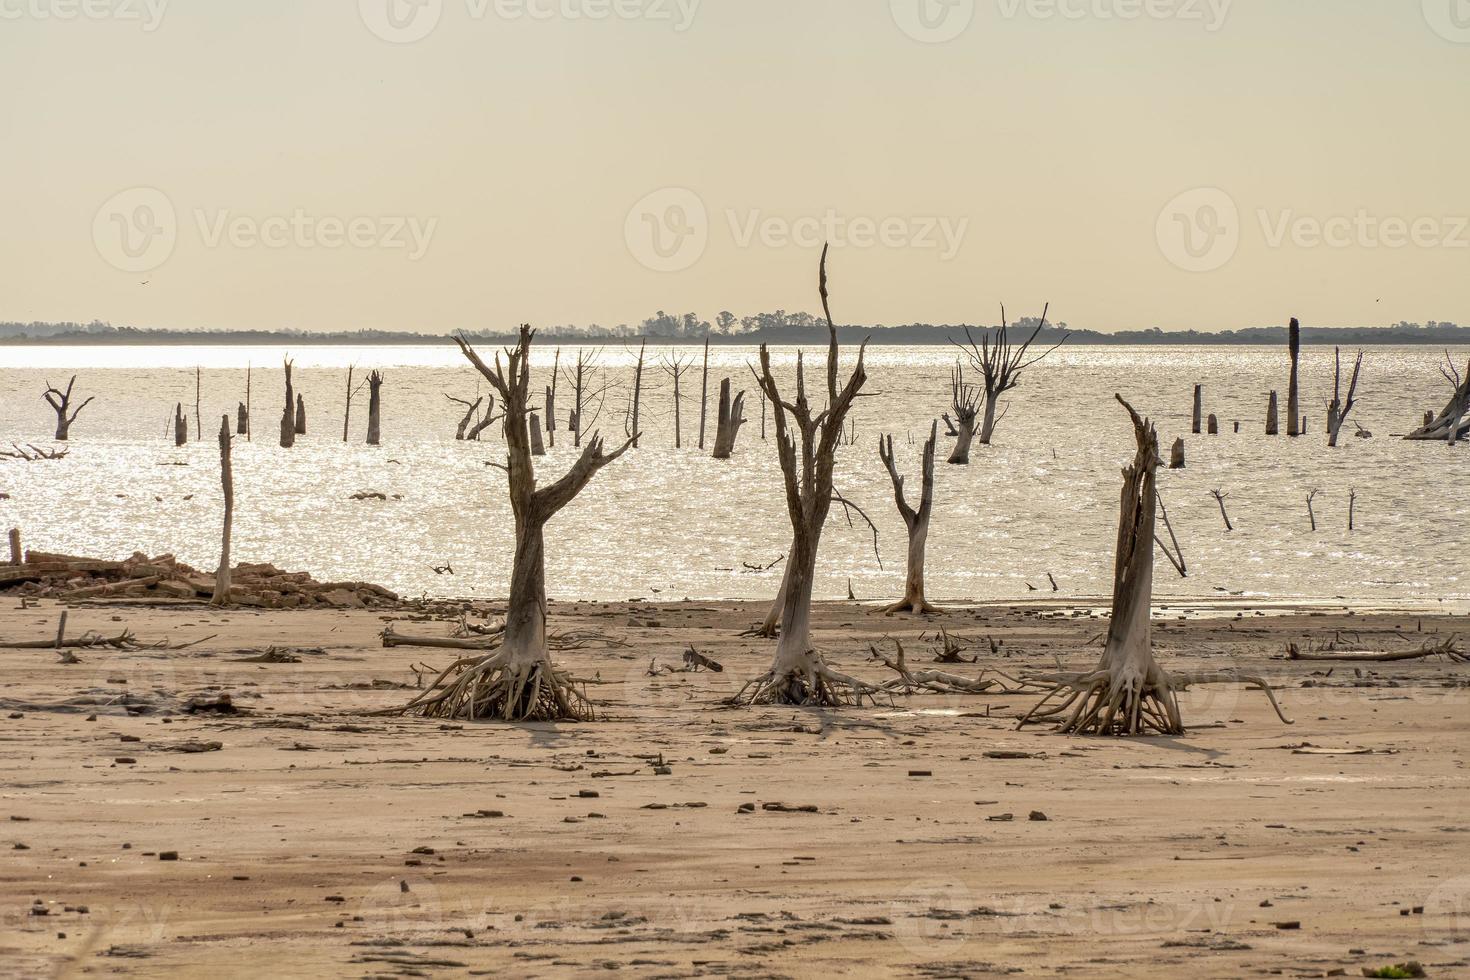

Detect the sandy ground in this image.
[1,596,1467,979]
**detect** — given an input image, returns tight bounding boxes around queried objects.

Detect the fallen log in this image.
[1286,639,1464,663]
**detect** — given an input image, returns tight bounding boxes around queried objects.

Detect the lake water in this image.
[1,343,1464,605]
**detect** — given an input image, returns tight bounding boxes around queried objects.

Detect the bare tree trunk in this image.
[711,378,746,459]
[211,415,233,606]
[245,363,252,442]
[1287,317,1301,437]
[978,393,1000,445]
[754,558,791,637]
[237,402,248,435]
[1169,437,1185,469]
[698,337,710,450]
[366,371,383,445]
[343,365,355,442]
[450,396,483,440]
[1327,348,1363,448]
[630,340,645,448]
[879,421,937,614]
[1191,384,1202,435]
[173,403,188,447]
[1020,396,1292,735]
[572,353,585,448]
[397,327,632,722]
[295,394,307,435]
[8,528,21,565]
[43,375,94,441]
[672,370,683,447]
[195,366,202,441]
[547,347,559,448]
[953,308,1066,447]
[467,398,497,442]
[1207,414,1218,435]
[529,413,546,455]
[946,364,980,465]
[734,246,876,707]
[280,359,296,448]
[1266,391,1279,435]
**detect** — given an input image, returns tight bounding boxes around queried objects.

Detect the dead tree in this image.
[466,397,498,441]
[659,351,695,448]
[244,363,252,441]
[1018,396,1291,735]
[294,393,307,435]
[279,359,296,448]
[1306,489,1319,531]
[951,306,1066,444]
[342,365,357,442]
[173,403,187,447]
[1192,384,1203,435]
[878,420,937,614]
[946,362,982,465]
[1211,489,1233,531]
[1168,437,1185,469]
[211,415,234,606]
[236,402,248,436]
[560,348,611,449]
[448,395,485,440]
[1406,353,1470,443]
[42,376,94,441]
[628,340,646,448]
[1326,348,1363,448]
[1266,391,1279,435]
[194,367,202,440]
[711,378,747,459]
[546,347,560,448]
[1287,317,1301,437]
[698,336,711,450]
[732,246,877,707]
[529,413,546,455]
[396,326,633,722]
[365,370,383,445]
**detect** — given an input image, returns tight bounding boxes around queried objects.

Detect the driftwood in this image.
[951,306,1066,445]
[732,245,880,707]
[871,637,1024,696]
[383,625,504,650]
[1287,638,1464,663]
[1406,353,1470,443]
[1019,396,1292,735]
[43,375,94,441]
[878,421,937,614]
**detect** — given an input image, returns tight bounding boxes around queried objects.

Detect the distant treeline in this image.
[2,318,1467,347]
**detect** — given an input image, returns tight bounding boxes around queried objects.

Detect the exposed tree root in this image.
[729,654,885,708]
[869,638,1030,696]
[1018,667,1293,735]
[882,597,938,615]
[388,649,593,722]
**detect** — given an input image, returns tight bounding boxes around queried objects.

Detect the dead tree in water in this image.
[546,347,560,448]
[659,351,695,448]
[878,420,938,614]
[1266,391,1279,435]
[951,306,1066,444]
[1406,354,1470,444]
[1018,396,1292,735]
[1326,348,1363,448]
[447,395,484,440]
[342,365,358,442]
[43,377,94,441]
[396,326,634,722]
[561,348,610,449]
[1287,317,1301,437]
[698,336,710,450]
[173,404,187,447]
[1211,489,1233,531]
[365,370,383,445]
[946,363,982,465]
[628,340,646,448]
[211,415,234,606]
[1191,385,1203,435]
[194,367,202,440]
[294,394,307,435]
[466,397,497,441]
[711,378,746,459]
[732,246,878,707]
[279,359,296,448]
[237,402,248,436]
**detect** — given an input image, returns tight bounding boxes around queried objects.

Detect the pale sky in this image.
[2,0,1467,333]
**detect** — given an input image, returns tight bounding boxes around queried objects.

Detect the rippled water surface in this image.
[1,343,1464,603]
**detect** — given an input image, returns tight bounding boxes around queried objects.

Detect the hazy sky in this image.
[2,1,1467,333]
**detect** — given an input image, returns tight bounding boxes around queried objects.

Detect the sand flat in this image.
[1,599,1467,978]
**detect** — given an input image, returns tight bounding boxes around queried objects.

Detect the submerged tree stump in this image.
[1169,437,1185,469]
[43,376,94,441]
[366,370,383,446]
[1287,317,1301,437]
[173,403,187,447]
[1266,391,1279,435]
[280,359,296,449]
[946,363,981,465]
[711,378,746,459]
